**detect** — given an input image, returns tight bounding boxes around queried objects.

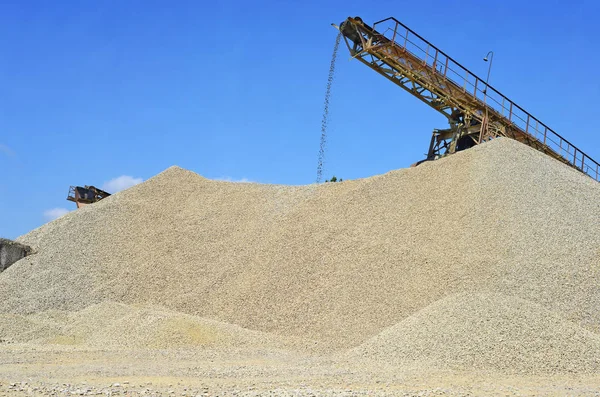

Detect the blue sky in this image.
[1,0,599,239]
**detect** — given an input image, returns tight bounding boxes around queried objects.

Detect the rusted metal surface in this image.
[337,16,600,182]
[67,185,111,208]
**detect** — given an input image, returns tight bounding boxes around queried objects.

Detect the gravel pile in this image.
[0,137,599,374]
[0,302,300,349]
[348,293,600,374]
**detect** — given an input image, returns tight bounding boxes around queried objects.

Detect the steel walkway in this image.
[337,17,599,182]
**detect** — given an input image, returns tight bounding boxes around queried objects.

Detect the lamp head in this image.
[483,57,488,62]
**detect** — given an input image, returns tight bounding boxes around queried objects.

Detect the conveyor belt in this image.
[337,16,599,181]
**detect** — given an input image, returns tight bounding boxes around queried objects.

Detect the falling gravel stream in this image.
[316,31,342,183]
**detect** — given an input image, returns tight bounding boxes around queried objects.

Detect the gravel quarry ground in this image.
[1,138,600,395]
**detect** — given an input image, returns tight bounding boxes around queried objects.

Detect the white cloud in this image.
[44,207,70,221]
[214,176,252,183]
[102,175,143,193]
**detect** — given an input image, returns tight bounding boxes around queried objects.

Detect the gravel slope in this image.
[1,137,599,373]
[348,293,600,374]
[0,302,305,350]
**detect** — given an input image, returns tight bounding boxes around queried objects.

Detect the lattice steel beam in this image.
[336,16,600,181]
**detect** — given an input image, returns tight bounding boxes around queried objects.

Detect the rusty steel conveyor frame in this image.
[67,185,111,209]
[336,16,600,182]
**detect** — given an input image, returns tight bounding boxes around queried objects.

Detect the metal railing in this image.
[371,17,599,182]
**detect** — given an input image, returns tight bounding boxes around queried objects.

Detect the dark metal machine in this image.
[67,185,111,208]
[335,16,599,181]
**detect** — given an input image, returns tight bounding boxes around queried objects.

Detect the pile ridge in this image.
[348,293,600,374]
[0,302,301,350]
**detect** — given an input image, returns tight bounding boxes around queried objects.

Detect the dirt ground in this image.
[2,345,600,396]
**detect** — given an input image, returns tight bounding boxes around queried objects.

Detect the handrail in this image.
[369,17,599,181]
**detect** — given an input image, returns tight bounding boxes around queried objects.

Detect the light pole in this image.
[483,51,494,94]
[480,51,494,143]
